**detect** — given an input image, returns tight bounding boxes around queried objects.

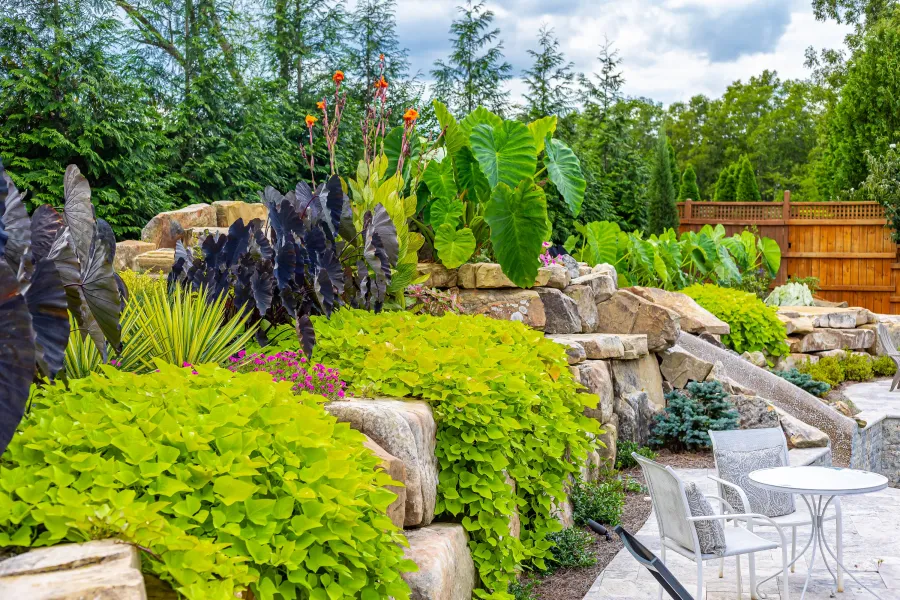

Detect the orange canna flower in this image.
[305,114,317,127]
[316,100,326,110]
[332,70,344,84]
[403,108,419,124]
[374,76,389,90]
[379,53,385,61]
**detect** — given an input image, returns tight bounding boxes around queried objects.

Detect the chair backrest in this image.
[877,323,898,356]
[633,453,697,553]
[709,427,789,470]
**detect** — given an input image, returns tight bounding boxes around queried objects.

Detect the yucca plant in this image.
[134,285,257,372]
[64,302,151,378]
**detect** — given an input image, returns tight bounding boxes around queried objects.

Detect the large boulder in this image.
[546,333,648,360]
[563,284,599,333]
[615,391,658,446]
[362,435,407,529]
[457,263,552,289]
[141,203,216,248]
[777,312,816,335]
[570,271,617,303]
[775,406,830,448]
[780,306,874,328]
[0,540,145,599]
[730,395,780,429]
[658,345,714,389]
[114,240,155,271]
[578,360,614,424]
[402,524,475,600]
[417,263,458,288]
[787,328,875,353]
[706,361,756,396]
[595,290,681,352]
[610,354,666,411]
[134,249,174,274]
[211,200,267,228]
[457,289,546,329]
[597,420,618,467]
[543,265,570,289]
[626,287,729,335]
[325,399,438,527]
[535,288,582,334]
[185,226,229,247]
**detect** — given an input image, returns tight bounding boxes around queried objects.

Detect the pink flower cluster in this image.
[228,349,346,401]
[539,241,563,267]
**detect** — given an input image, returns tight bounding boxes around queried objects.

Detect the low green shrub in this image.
[651,381,740,450]
[841,351,874,382]
[682,284,789,357]
[772,368,831,397]
[873,355,898,377]
[546,527,596,571]
[570,477,625,527]
[800,356,845,388]
[0,365,413,599]
[119,269,168,304]
[312,309,599,595]
[509,578,540,600]
[614,440,658,470]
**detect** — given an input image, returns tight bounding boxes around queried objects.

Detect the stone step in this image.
[114,240,156,271]
[545,333,649,361]
[134,249,175,274]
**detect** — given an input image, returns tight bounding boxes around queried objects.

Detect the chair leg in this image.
[719,556,725,578]
[891,367,900,391]
[749,551,757,600]
[781,543,790,600]
[659,543,666,600]
[736,555,743,599]
[697,559,704,600]
[791,526,797,573]
[836,500,844,592]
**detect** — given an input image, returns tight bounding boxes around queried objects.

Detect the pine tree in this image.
[678,164,701,201]
[349,0,410,97]
[647,127,679,234]
[714,164,738,201]
[431,0,513,116]
[736,155,762,201]
[666,137,679,192]
[522,25,576,119]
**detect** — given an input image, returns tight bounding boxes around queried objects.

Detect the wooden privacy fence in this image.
[677,193,899,314]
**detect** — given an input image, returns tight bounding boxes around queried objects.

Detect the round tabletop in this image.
[749,466,888,496]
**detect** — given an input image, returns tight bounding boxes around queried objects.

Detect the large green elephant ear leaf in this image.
[470,121,537,189]
[527,116,557,154]
[544,137,585,217]
[433,100,466,155]
[484,179,548,287]
[422,158,457,201]
[434,224,476,269]
[428,197,465,228]
[453,146,491,204]
[459,106,503,140]
[758,236,781,278]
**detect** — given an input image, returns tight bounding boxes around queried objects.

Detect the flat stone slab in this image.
[779,306,876,328]
[546,333,648,360]
[787,328,876,353]
[457,263,553,289]
[114,240,155,271]
[134,249,175,274]
[416,263,458,288]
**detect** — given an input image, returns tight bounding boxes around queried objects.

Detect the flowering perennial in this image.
[228,350,347,400]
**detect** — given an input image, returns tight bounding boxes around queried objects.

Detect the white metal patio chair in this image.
[709,428,843,598]
[876,323,900,392]
[634,453,790,600]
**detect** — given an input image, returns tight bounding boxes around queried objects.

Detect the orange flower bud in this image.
[316,100,326,110]
[403,108,419,124]
[379,53,385,61]
[332,70,344,84]
[305,114,317,127]
[374,76,389,90]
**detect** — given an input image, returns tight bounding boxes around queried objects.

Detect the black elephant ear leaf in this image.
[95,218,116,263]
[249,267,274,315]
[50,231,106,359]
[62,165,95,264]
[223,218,250,267]
[248,219,273,261]
[322,248,344,296]
[1,169,32,275]
[314,268,335,316]
[0,260,35,455]
[324,175,344,238]
[30,205,63,262]
[25,258,69,378]
[338,196,356,241]
[367,204,399,266]
[295,181,313,210]
[296,313,315,360]
[81,224,122,351]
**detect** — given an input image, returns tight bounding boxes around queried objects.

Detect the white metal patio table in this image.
[749,466,888,600]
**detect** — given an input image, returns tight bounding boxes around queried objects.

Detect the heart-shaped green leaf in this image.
[459,106,502,140]
[453,146,491,204]
[484,179,548,287]
[470,121,537,188]
[527,116,557,154]
[758,236,781,278]
[423,158,457,201]
[384,126,420,178]
[434,225,476,269]
[428,197,465,228]
[544,137,585,217]
[433,100,466,155]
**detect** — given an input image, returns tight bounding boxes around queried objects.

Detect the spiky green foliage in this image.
[1,366,414,599]
[772,368,832,397]
[647,128,679,234]
[735,155,762,201]
[678,164,702,201]
[651,381,740,450]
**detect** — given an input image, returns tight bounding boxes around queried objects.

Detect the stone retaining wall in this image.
[852,412,900,486]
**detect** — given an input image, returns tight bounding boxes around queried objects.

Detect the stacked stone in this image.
[774,306,879,370]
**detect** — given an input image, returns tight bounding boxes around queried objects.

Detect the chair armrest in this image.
[688,512,788,546]
[701,493,737,515]
[708,475,751,513]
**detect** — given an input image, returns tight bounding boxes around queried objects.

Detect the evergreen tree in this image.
[348,0,410,97]
[714,164,739,201]
[666,137,679,192]
[647,127,679,234]
[522,25,576,119]
[736,155,762,201]
[431,0,512,116]
[679,164,702,201]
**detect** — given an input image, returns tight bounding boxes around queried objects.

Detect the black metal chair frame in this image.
[614,525,695,600]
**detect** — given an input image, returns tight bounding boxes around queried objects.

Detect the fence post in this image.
[782,190,791,222]
[685,199,693,221]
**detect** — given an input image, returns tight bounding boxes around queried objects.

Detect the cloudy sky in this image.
[393,0,850,106]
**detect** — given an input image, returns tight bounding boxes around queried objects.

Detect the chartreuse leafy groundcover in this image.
[0,364,414,599]
[311,309,599,597]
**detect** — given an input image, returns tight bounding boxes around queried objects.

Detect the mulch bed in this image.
[527,448,714,600]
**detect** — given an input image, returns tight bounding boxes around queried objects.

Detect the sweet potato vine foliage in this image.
[312,309,599,598]
[0,364,414,600]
